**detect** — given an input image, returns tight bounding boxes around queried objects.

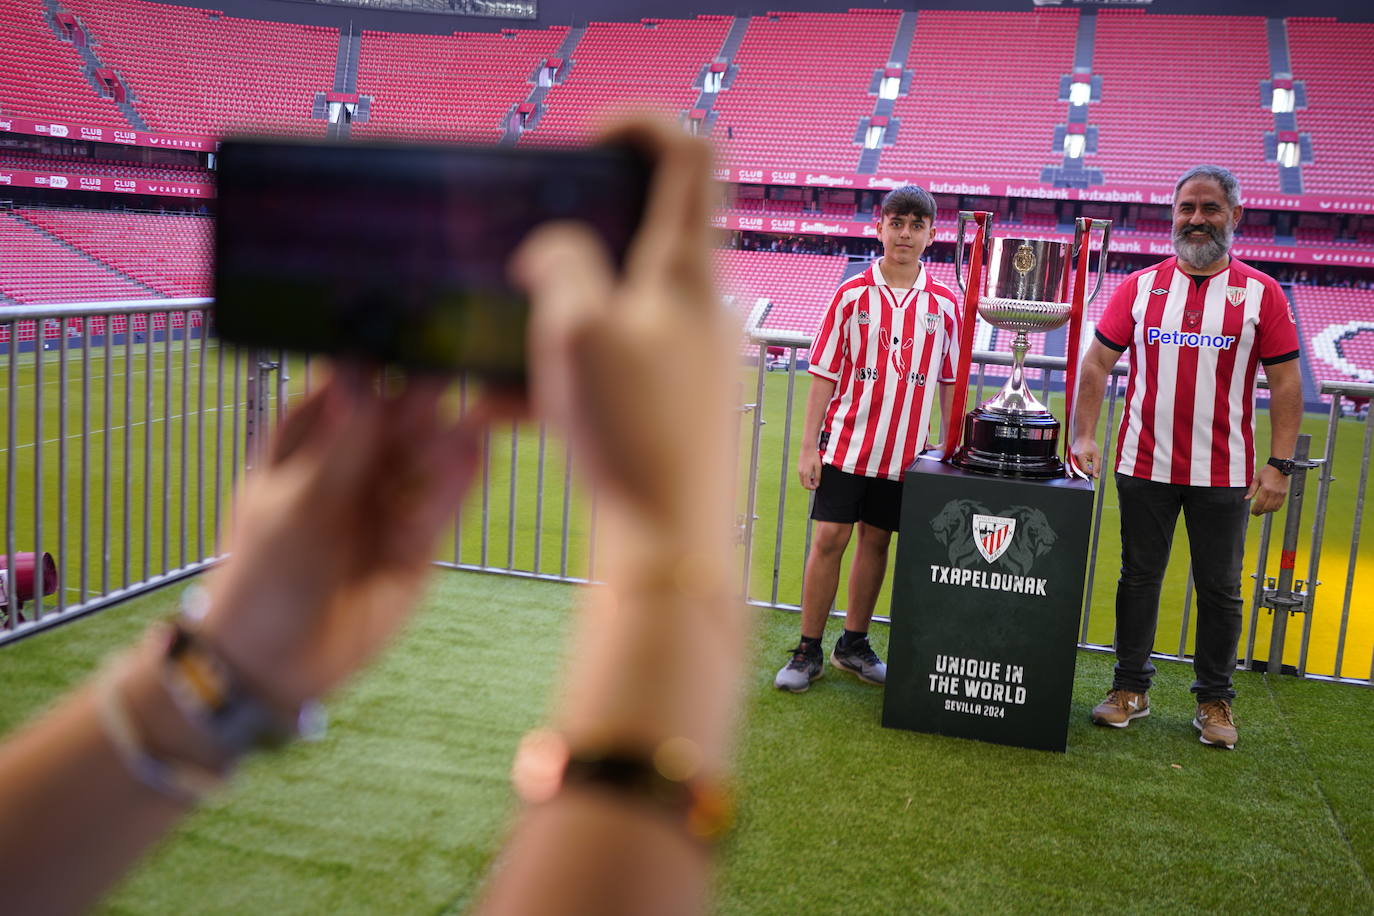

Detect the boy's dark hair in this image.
[880,185,936,224]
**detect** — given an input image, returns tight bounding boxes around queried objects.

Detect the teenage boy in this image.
[775,185,962,692]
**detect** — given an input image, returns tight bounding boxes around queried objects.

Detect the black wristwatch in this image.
[1267,456,1296,476]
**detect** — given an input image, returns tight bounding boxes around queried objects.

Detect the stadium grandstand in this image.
[3,1,1374,912]
[2,0,1371,396]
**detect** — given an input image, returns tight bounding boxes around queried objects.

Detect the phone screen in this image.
[213,140,650,377]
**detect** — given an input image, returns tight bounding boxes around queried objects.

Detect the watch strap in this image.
[162,621,324,756]
[1267,456,1296,476]
[511,729,733,845]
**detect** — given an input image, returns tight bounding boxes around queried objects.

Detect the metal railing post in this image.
[738,346,767,597]
[1260,435,1316,676]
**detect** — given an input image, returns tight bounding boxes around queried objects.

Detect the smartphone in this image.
[212,139,651,378]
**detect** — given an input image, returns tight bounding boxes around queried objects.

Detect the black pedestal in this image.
[950,407,1063,479]
[882,457,1094,752]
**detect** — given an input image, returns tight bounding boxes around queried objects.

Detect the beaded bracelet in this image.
[95,656,229,804]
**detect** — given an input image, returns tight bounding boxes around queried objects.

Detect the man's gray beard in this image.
[1173,222,1233,269]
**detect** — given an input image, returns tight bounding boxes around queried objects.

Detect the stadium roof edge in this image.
[132,0,1374,36]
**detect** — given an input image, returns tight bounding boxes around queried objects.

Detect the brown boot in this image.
[1194,699,1238,749]
[1090,689,1150,728]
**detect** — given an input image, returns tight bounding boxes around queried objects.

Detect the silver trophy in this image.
[950,213,1111,478]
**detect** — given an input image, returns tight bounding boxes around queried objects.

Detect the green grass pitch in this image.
[0,572,1370,914]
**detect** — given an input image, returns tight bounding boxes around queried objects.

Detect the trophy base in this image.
[951,407,1064,479]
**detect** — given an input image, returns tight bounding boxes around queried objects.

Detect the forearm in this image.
[480,793,710,916]
[1267,369,1303,459]
[0,639,210,915]
[480,508,741,916]
[1072,362,1108,442]
[555,511,741,765]
[937,383,954,442]
[801,376,836,452]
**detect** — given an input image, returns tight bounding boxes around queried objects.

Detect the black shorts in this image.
[810,464,904,532]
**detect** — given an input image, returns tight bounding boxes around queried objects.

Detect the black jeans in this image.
[1112,473,1249,702]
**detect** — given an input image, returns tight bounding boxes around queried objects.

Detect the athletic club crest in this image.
[923,311,939,334]
[932,500,1058,575]
[1226,286,1248,307]
[972,514,1016,564]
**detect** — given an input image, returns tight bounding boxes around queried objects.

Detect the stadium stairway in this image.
[325,25,361,140]
[334,23,359,94]
[503,25,585,145]
[716,16,748,61]
[43,0,146,129]
[1266,18,1305,194]
[8,212,161,298]
[1040,11,1102,187]
[689,16,748,134]
[857,9,917,174]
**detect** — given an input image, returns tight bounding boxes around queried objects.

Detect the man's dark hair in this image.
[880,185,937,224]
[1174,165,1241,208]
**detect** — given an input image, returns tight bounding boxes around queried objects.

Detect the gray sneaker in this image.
[775,646,824,692]
[830,636,886,685]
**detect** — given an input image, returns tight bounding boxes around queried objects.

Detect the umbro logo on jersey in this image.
[1150,288,1170,295]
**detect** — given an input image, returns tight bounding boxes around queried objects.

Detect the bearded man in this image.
[1070,165,1303,750]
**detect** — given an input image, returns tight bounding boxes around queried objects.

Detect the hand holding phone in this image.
[213,139,650,379]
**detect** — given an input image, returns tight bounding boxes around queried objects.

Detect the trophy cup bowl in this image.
[950,219,1108,479]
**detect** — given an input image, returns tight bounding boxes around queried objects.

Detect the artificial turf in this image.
[0,571,1370,914]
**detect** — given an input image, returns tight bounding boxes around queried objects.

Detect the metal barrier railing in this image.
[0,298,231,642]
[3,301,1371,687]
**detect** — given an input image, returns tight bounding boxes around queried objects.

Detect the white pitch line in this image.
[6,347,227,393]
[4,391,310,453]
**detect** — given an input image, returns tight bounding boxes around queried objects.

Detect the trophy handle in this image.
[1073,217,1113,307]
[953,210,992,298]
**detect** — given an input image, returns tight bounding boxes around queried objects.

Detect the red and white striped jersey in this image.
[808,261,962,481]
[1095,256,1300,487]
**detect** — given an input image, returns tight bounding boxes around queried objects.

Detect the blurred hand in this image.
[1070,435,1101,479]
[508,119,745,768]
[198,370,492,711]
[511,120,737,544]
[1247,463,1289,516]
